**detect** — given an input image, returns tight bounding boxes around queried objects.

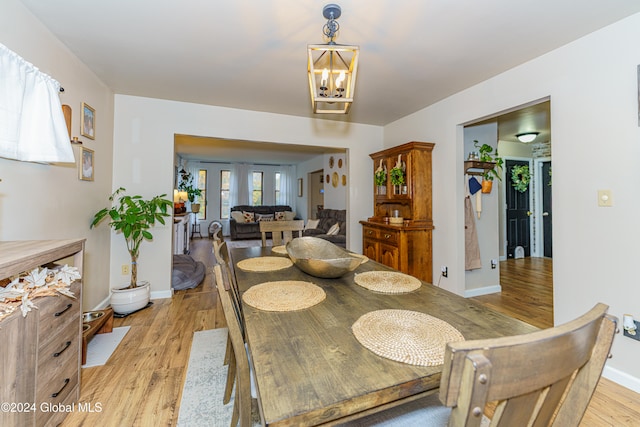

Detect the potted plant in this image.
[390,154,406,195]
[178,170,202,212]
[90,187,173,314]
[473,140,503,193]
[374,159,387,195]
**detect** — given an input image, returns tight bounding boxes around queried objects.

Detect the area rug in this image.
[178,328,262,427]
[177,328,235,427]
[82,326,130,368]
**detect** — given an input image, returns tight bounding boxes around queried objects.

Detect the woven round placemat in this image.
[271,245,288,255]
[242,281,326,311]
[352,309,465,366]
[354,271,421,293]
[236,256,293,272]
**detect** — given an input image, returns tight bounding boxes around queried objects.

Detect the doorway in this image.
[308,169,324,219]
[464,98,553,320]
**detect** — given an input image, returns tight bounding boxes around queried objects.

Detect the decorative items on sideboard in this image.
[360,141,435,282]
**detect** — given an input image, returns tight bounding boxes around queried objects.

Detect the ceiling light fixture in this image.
[516,132,539,143]
[308,4,359,115]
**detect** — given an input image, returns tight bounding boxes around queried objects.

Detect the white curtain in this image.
[232,163,251,206]
[279,165,296,206]
[0,43,74,163]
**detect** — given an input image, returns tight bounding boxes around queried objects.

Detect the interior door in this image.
[541,161,552,258]
[506,159,531,258]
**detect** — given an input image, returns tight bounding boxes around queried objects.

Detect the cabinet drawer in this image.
[38,282,80,347]
[35,383,78,427]
[37,318,79,388]
[35,352,79,417]
[379,230,398,244]
[362,227,378,239]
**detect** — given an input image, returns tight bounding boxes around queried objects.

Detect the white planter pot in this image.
[110,281,150,315]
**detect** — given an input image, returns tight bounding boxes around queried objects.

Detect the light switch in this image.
[598,190,613,207]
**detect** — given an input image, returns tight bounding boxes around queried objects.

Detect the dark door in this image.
[506,159,531,258]
[541,161,552,258]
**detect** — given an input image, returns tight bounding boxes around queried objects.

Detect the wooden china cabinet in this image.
[360,141,434,282]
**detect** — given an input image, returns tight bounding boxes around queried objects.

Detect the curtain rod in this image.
[198,161,293,167]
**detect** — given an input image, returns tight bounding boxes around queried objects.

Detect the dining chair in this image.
[213,242,246,408]
[258,219,305,247]
[348,303,617,426]
[214,263,256,427]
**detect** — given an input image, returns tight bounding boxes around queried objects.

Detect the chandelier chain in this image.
[323,18,340,42]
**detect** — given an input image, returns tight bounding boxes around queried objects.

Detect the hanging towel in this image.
[465,195,482,270]
[468,176,482,195]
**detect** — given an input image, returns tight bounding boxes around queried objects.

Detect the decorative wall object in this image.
[81,102,95,139]
[298,178,303,197]
[79,146,94,181]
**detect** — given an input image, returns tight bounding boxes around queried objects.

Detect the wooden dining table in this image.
[231,246,537,426]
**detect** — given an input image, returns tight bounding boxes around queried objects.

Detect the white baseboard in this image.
[464,285,502,298]
[90,296,111,311]
[151,289,173,300]
[603,365,640,393]
[89,290,173,311]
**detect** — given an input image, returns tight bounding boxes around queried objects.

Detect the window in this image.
[252,171,263,206]
[220,170,231,219]
[274,172,282,205]
[196,169,207,220]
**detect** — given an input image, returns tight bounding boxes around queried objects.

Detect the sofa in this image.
[303,209,346,248]
[230,205,295,240]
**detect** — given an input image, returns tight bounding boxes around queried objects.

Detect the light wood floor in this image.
[62,241,639,426]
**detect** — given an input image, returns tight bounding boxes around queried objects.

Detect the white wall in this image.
[384,13,640,390]
[0,0,115,311]
[323,153,348,210]
[113,95,383,298]
[296,156,325,220]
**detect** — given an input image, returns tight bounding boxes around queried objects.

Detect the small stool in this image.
[191,219,202,238]
[82,307,114,365]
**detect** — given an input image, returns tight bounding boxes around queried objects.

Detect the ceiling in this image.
[16,1,638,161]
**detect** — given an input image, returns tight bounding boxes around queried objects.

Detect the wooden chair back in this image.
[214,263,253,427]
[439,303,617,426]
[259,219,305,247]
[213,242,243,334]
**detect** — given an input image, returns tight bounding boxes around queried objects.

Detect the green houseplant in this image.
[90,187,172,290]
[474,140,503,193]
[474,140,503,181]
[178,170,202,213]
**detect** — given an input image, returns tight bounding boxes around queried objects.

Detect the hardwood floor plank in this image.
[61,240,639,426]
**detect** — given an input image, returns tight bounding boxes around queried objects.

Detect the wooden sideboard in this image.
[0,239,84,427]
[361,141,434,282]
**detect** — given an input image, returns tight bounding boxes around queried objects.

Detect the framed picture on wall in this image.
[79,147,94,181]
[81,102,95,139]
[298,178,303,197]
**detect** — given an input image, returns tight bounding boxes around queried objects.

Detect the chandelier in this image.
[307,4,359,114]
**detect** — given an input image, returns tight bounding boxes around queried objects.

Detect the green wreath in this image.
[374,168,387,186]
[511,165,531,193]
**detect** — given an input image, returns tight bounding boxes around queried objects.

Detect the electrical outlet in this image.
[623,320,640,341]
[441,266,448,278]
[121,264,130,275]
[491,259,497,269]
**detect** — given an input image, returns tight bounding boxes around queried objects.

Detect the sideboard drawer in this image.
[362,226,379,239]
[38,281,80,347]
[379,230,398,244]
[37,319,79,388]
